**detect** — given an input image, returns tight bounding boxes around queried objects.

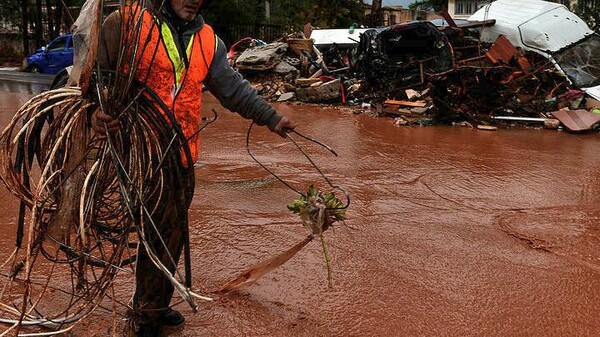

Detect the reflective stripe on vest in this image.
[160,22,194,97]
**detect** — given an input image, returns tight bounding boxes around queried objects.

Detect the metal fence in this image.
[211,23,287,47]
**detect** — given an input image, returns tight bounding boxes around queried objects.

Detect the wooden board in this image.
[384,100,427,108]
[477,125,498,131]
[486,35,517,64]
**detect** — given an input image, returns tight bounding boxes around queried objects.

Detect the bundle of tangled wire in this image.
[0,1,212,335]
[0,79,210,336]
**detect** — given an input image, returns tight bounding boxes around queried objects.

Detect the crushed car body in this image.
[353,21,452,89]
[469,0,600,100]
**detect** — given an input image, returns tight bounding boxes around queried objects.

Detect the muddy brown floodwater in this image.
[1,90,600,337]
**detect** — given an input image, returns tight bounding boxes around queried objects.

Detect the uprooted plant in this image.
[288,185,347,286]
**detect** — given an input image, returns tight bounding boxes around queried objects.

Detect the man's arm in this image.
[91,11,122,134]
[204,37,294,135]
[98,11,122,71]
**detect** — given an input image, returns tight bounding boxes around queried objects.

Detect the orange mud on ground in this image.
[1,91,600,336]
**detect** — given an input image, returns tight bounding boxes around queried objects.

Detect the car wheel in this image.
[50,68,70,89]
[25,64,41,73]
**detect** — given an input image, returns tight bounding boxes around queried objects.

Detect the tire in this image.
[50,69,70,89]
[25,64,41,73]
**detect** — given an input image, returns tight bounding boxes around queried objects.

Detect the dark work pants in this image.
[133,163,193,326]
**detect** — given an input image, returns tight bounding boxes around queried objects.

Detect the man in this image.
[91,0,295,335]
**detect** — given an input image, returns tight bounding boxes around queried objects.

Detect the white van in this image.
[469,0,600,100]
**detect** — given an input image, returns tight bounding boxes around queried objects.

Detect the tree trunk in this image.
[372,0,382,12]
[46,0,56,39]
[372,0,383,26]
[35,0,44,48]
[364,0,384,27]
[20,0,29,56]
[55,0,64,33]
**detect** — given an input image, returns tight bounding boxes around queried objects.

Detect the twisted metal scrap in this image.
[0,79,213,335]
[0,0,219,334]
[0,87,128,336]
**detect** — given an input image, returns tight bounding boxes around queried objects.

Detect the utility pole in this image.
[265,0,271,21]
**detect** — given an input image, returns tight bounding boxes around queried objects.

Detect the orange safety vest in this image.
[121,6,216,163]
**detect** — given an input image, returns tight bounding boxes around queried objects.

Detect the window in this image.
[554,34,600,88]
[47,37,68,52]
[455,0,492,15]
[578,0,597,9]
[389,15,397,25]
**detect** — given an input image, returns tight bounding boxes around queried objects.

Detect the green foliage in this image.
[308,0,364,29]
[288,184,346,288]
[409,0,447,11]
[574,1,600,31]
[0,0,21,26]
[202,0,364,29]
[0,0,85,31]
[202,0,264,25]
[288,184,346,235]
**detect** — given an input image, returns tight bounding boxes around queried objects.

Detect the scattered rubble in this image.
[235,42,288,71]
[226,0,600,133]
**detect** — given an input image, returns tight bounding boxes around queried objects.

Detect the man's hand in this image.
[273,116,296,137]
[91,108,120,136]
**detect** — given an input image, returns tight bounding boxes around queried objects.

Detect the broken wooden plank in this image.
[296,78,322,87]
[516,55,532,72]
[287,38,314,56]
[586,98,600,109]
[440,8,458,28]
[384,100,427,108]
[486,35,517,64]
[477,125,498,131]
[452,19,496,29]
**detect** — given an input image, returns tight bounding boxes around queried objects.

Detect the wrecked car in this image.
[353,21,452,89]
[469,0,600,100]
[310,28,369,70]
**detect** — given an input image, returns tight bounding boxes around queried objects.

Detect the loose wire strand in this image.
[245,122,350,210]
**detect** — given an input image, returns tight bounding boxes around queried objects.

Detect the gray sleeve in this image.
[204,37,282,131]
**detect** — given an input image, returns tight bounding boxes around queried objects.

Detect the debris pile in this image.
[228,10,600,132]
[230,32,358,104]
[429,37,572,125]
[352,19,600,130]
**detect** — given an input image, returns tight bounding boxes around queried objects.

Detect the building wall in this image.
[0,33,26,62]
[448,0,580,19]
[365,6,441,26]
[447,0,493,19]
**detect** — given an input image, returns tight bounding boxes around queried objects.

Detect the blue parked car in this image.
[25,34,74,74]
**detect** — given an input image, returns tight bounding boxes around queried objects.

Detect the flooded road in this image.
[1,90,600,336]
